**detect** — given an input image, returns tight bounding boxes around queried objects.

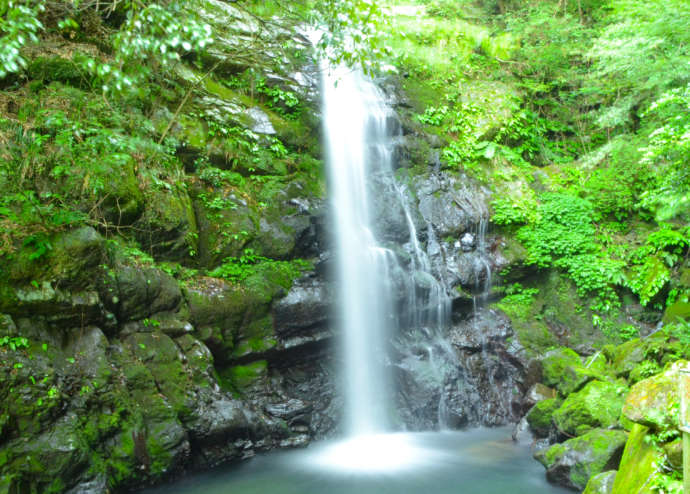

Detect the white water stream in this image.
[322,65,397,436]
[321,63,455,467]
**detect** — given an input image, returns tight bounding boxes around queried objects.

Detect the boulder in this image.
[622,360,687,432]
[541,347,602,395]
[535,428,627,490]
[526,398,561,438]
[184,397,252,443]
[552,380,627,436]
[611,338,647,377]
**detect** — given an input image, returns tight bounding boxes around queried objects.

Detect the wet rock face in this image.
[414,173,489,239]
[393,308,527,431]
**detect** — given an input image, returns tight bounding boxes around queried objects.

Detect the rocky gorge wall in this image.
[0,20,532,491]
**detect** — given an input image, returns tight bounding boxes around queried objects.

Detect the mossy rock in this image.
[1,226,105,286]
[552,380,627,436]
[494,233,535,283]
[628,359,662,384]
[535,428,627,490]
[0,281,104,328]
[219,360,267,393]
[583,470,617,494]
[611,424,665,494]
[1,414,90,493]
[493,283,557,355]
[539,272,607,351]
[584,352,609,375]
[175,334,215,387]
[231,314,277,360]
[662,301,690,324]
[610,332,673,377]
[541,347,602,395]
[184,276,281,363]
[541,347,581,386]
[526,397,561,437]
[69,158,145,226]
[192,191,257,268]
[27,56,87,88]
[611,338,647,377]
[98,263,182,324]
[134,183,198,262]
[621,360,686,433]
[125,331,193,418]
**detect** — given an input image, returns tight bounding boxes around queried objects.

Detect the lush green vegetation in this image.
[0,0,688,492]
[387,0,689,330]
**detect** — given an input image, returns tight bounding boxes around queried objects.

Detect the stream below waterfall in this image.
[140,427,570,494]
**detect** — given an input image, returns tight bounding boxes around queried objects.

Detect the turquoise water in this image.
[141,428,570,494]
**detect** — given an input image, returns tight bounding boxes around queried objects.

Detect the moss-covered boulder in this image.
[0,226,105,287]
[184,276,280,362]
[611,424,666,494]
[535,428,627,490]
[526,397,561,437]
[552,380,627,436]
[541,347,603,395]
[541,347,581,385]
[621,360,686,432]
[583,470,617,494]
[611,338,647,378]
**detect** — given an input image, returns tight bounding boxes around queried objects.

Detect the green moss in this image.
[541,347,582,390]
[622,361,685,432]
[27,56,86,88]
[537,429,627,490]
[219,360,267,393]
[583,471,617,494]
[526,397,561,437]
[552,380,627,436]
[663,301,690,324]
[494,288,557,355]
[611,424,664,494]
[611,338,647,377]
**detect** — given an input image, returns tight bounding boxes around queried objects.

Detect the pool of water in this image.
[140,427,570,494]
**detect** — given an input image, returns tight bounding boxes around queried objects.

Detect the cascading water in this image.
[322,63,454,439]
[321,64,396,436]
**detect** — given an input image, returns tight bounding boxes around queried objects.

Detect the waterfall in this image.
[322,65,396,435]
[321,64,452,437]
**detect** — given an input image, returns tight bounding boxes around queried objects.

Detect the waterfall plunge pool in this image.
[140,427,570,494]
